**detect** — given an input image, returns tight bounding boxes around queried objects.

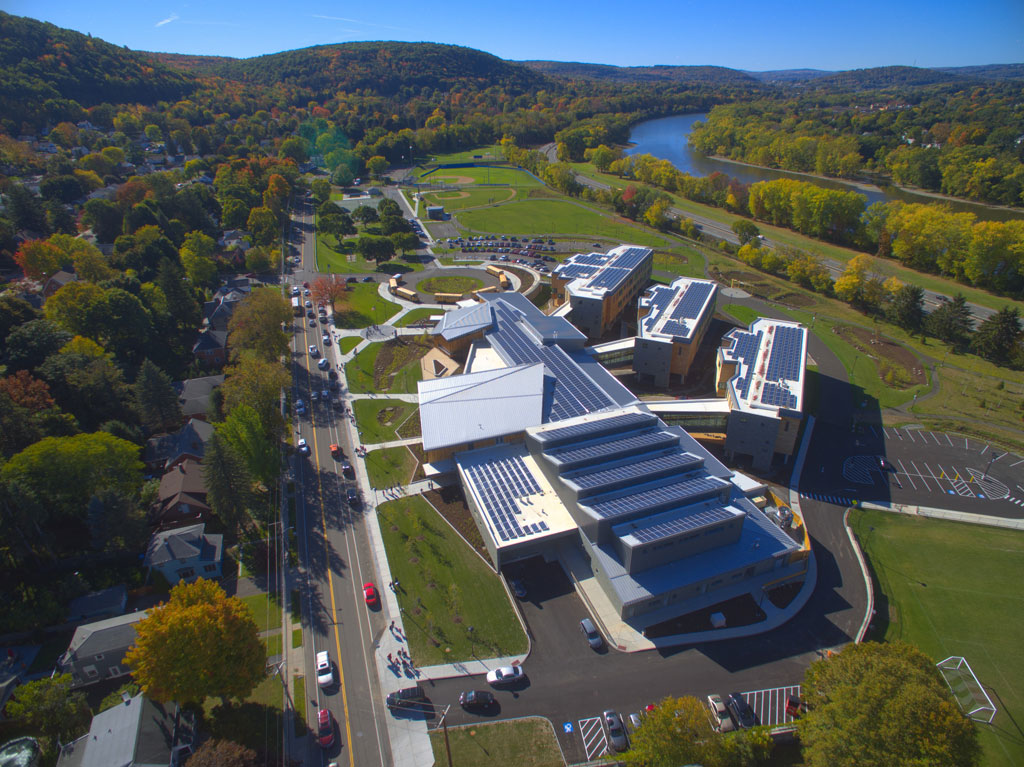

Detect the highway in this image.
[286,194,391,767]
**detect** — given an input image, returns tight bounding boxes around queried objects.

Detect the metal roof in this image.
[432,301,494,341]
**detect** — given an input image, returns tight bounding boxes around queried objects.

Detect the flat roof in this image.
[720,318,807,415]
[639,277,718,343]
[554,245,652,300]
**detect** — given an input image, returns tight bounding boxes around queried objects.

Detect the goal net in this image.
[936,656,997,724]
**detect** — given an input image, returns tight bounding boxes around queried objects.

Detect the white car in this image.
[707,693,736,732]
[297,438,310,455]
[308,345,320,358]
[485,665,524,687]
[316,651,334,687]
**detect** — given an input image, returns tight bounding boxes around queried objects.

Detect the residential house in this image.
[66,585,127,622]
[41,270,77,300]
[191,328,228,367]
[218,229,251,253]
[152,460,209,529]
[172,375,224,420]
[58,612,147,688]
[144,524,223,585]
[143,418,214,473]
[56,693,193,767]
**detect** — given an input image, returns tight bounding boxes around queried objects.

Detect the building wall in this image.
[617,515,743,573]
[434,328,485,360]
[774,412,802,456]
[725,410,781,471]
[633,337,673,388]
[567,295,603,338]
[156,557,222,585]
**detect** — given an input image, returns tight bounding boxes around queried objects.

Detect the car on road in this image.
[304,300,313,308]
[308,318,317,327]
[459,690,496,711]
[328,370,338,379]
[296,398,306,414]
[322,334,331,346]
[319,314,329,324]
[386,685,426,710]
[329,444,341,459]
[321,388,330,401]
[311,391,319,401]
[318,358,330,370]
[308,345,320,358]
[306,309,315,318]
[316,650,334,687]
[340,459,354,478]
[706,694,736,732]
[362,276,375,282]
[603,710,628,752]
[317,708,334,748]
[346,487,361,507]
[363,582,378,606]
[291,286,300,296]
[297,438,310,456]
[485,666,524,687]
[580,617,603,649]
[726,692,756,728]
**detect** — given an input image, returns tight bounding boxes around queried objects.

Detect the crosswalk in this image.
[1007,496,1024,507]
[800,492,854,507]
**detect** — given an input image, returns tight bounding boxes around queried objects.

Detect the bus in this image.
[396,287,419,302]
[485,264,504,278]
[473,286,498,297]
[291,296,302,316]
[388,278,399,295]
[498,273,511,290]
[433,292,462,304]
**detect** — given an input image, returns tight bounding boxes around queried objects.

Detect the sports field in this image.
[850,510,1024,767]
[418,165,541,187]
[418,185,520,211]
[457,199,669,247]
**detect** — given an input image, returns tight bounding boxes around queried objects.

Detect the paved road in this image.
[287,194,391,767]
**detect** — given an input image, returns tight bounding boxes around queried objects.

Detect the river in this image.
[625,113,1024,222]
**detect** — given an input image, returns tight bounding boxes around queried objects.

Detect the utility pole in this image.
[438,704,453,767]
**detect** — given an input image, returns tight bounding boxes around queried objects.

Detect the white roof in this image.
[418,364,545,451]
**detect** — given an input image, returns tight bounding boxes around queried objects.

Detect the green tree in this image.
[278,136,309,163]
[800,641,979,767]
[971,307,1022,365]
[219,356,289,440]
[366,155,389,179]
[218,404,279,486]
[227,288,291,362]
[5,674,91,744]
[125,579,264,705]
[926,294,974,348]
[220,198,249,230]
[179,231,218,288]
[246,206,279,246]
[38,344,133,430]
[886,284,926,331]
[731,219,761,245]
[377,198,401,218]
[0,294,39,342]
[134,359,183,432]
[310,179,331,203]
[3,319,71,372]
[391,231,420,256]
[356,233,395,264]
[202,430,255,533]
[352,205,379,224]
[833,254,873,306]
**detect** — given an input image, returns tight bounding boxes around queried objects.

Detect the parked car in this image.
[317,708,335,748]
[459,690,496,711]
[485,666,524,687]
[386,685,426,710]
[603,710,628,752]
[580,617,603,649]
[363,582,378,606]
[706,694,736,732]
[628,712,643,731]
[878,456,891,471]
[509,578,527,598]
[316,651,334,687]
[726,692,756,728]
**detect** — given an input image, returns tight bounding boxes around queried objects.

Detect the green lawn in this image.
[353,399,420,443]
[850,510,1024,767]
[419,185,522,211]
[334,283,401,329]
[721,303,764,326]
[457,199,668,247]
[430,718,564,767]
[379,495,527,665]
[653,248,705,279]
[420,165,542,187]
[262,632,282,658]
[394,308,441,327]
[241,592,283,632]
[291,627,302,649]
[292,675,306,735]
[424,145,504,163]
[419,275,483,294]
[337,336,362,354]
[346,338,430,394]
[364,445,419,487]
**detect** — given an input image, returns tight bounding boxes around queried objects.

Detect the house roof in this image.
[173,375,224,417]
[56,694,180,767]
[144,418,214,468]
[67,585,127,621]
[144,523,223,569]
[191,329,228,354]
[62,611,147,664]
[156,460,208,507]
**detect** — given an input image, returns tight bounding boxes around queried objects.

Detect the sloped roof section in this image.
[432,301,494,341]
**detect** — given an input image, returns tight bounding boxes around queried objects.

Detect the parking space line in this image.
[882,427,891,439]
[945,433,954,447]
[964,437,970,449]
[896,460,917,490]
[578,716,608,761]
[981,444,989,455]
[903,429,915,442]
[992,452,1005,463]
[1011,458,1024,468]
[869,425,879,438]
[743,685,802,727]
[910,461,932,492]
[930,431,941,445]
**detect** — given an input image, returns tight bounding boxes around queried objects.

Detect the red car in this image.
[363,583,378,606]
[317,708,334,748]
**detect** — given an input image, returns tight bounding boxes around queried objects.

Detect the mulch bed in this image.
[837,325,926,387]
[423,486,488,558]
[644,592,767,638]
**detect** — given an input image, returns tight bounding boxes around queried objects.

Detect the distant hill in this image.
[519,60,759,86]
[932,63,1024,81]
[160,42,550,96]
[744,68,834,83]
[0,11,193,124]
[796,65,974,90]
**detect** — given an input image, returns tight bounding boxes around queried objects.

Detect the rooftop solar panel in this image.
[567,452,704,492]
[670,282,714,321]
[586,475,728,520]
[660,320,689,338]
[610,247,650,270]
[760,381,799,409]
[556,263,594,279]
[535,411,654,446]
[549,429,679,469]
[586,267,630,292]
[626,507,736,544]
[765,325,804,382]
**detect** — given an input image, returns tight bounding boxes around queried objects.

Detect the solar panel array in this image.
[555,263,593,280]
[549,429,679,469]
[567,452,704,493]
[645,285,673,314]
[765,325,804,382]
[671,282,714,321]
[760,381,799,409]
[659,320,689,338]
[586,267,630,292]
[535,411,653,447]
[627,507,736,544]
[727,330,763,399]
[490,303,615,421]
[464,456,546,543]
[577,253,609,266]
[587,475,728,520]
[611,247,650,270]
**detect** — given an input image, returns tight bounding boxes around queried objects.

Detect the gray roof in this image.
[56,694,179,767]
[432,302,494,341]
[144,419,214,468]
[418,364,545,451]
[144,524,223,569]
[62,612,147,665]
[172,375,224,417]
[481,292,585,343]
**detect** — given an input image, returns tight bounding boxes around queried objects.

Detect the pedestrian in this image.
[388,580,394,591]
[394,580,401,592]
[390,620,395,631]
[387,653,393,664]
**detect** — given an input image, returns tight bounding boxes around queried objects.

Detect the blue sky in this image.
[9,0,1024,71]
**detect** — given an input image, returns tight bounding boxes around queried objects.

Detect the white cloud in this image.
[309,14,409,32]
[155,13,179,27]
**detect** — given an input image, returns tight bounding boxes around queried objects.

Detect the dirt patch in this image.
[644,592,767,638]
[772,291,816,307]
[430,190,471,200]
[836,325,926,388]
[429,174,475,185]
[376,407,401,427]
[719,269,766,284]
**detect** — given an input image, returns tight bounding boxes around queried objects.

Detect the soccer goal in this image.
[936,656,997,724]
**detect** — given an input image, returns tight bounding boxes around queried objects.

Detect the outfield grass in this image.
[419,275,483,294]
[429,719,564,767]
[394,308,440,327]
[379,495,527,665]
[241,592,282,632]
[364,446,419,487]
[337,336,362,354]
[353,399,420,443]
[425,145,504,163]
[457,199,669,246]
[333,283,401,329]
[420,165,542,187]
[850,510,1024,767]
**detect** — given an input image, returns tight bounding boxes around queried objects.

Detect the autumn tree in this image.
[312,275,348,312]
[0,370,55,412]
[799,641,979,767]
[219,356,289,440]
[13,239,67,280]
[5,674,91,744]
[125,579,264,704]
[227,287,291,362]
[187,739,259,767]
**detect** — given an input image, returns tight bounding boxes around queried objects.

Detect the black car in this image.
[362,276,375,283]
[726,692,756,728]
[386,685,426,710]
[346,487,361,507]
[459,690,496,711]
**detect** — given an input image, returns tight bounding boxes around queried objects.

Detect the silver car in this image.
[603,710,628,752]
[580,617,603,649]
